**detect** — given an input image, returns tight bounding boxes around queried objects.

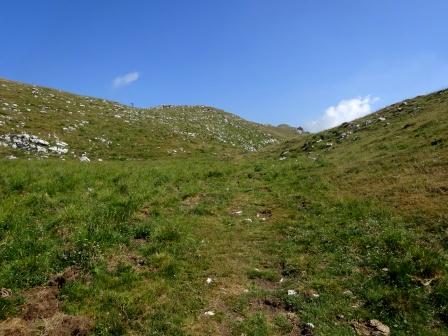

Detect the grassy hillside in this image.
[0,78,292,160]
[0,81,447,335]
[271,88,448,217]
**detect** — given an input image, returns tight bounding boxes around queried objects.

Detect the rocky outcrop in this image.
[0,133,69,155]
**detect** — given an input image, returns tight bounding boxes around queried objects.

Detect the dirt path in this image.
[186,188,289,335]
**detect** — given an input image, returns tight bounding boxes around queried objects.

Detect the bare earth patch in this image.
[0,267,92,336]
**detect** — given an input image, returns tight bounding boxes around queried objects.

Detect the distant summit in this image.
[276,124,308,135]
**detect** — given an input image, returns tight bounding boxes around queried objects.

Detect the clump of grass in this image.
[247,268,280,282]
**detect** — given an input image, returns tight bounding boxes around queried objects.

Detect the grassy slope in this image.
[0,83,447,335]
[272,88,448,217]
[0,78,293,160]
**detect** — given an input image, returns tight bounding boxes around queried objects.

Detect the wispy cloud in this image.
[307,96,379,132]
[112,71,140,88]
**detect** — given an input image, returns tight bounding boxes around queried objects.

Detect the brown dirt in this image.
[250,296,316,336]
[0,314,92,336]
[21,287,59,321]
[48,266,79,288]
[106,244,148,273]
[257,209,273,218]
[0,267,92,336]
[0,318,33,336]
[42,313,93,336]
[134,204,152,220]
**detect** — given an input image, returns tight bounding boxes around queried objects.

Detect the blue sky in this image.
[1,0,447,130]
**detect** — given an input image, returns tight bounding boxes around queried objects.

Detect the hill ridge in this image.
[0,77,298,160]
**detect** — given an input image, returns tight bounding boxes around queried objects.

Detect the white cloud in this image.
[112,71,140,88]
[307,96,379,132]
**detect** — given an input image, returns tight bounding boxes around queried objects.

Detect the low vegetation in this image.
[0,79,447,335]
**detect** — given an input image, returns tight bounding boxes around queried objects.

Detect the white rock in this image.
[204,311,215,316]
[287,289,297,296]
[206,277,213,284]
[49,146,68,154]
[343,289,353,296]
[36,146,48,153]
[80,154,90,162]
[30,137,49,146]
[369,319,390,335]
[0,288,12,297]
[56,141,68,147]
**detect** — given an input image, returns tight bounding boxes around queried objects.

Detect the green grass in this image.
[0,79,447,335]
[0,156,446,335]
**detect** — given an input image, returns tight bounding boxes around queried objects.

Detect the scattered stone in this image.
[206,277,213,284]
[301,322,315,336]
[5,155,17,160]
[369,320,390,335]
[1,288,12,298]
[343,289,353,296]
[352,319,390,336]
[204,310,215,316]
[287,289,297,296]
[79,154,90,162]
